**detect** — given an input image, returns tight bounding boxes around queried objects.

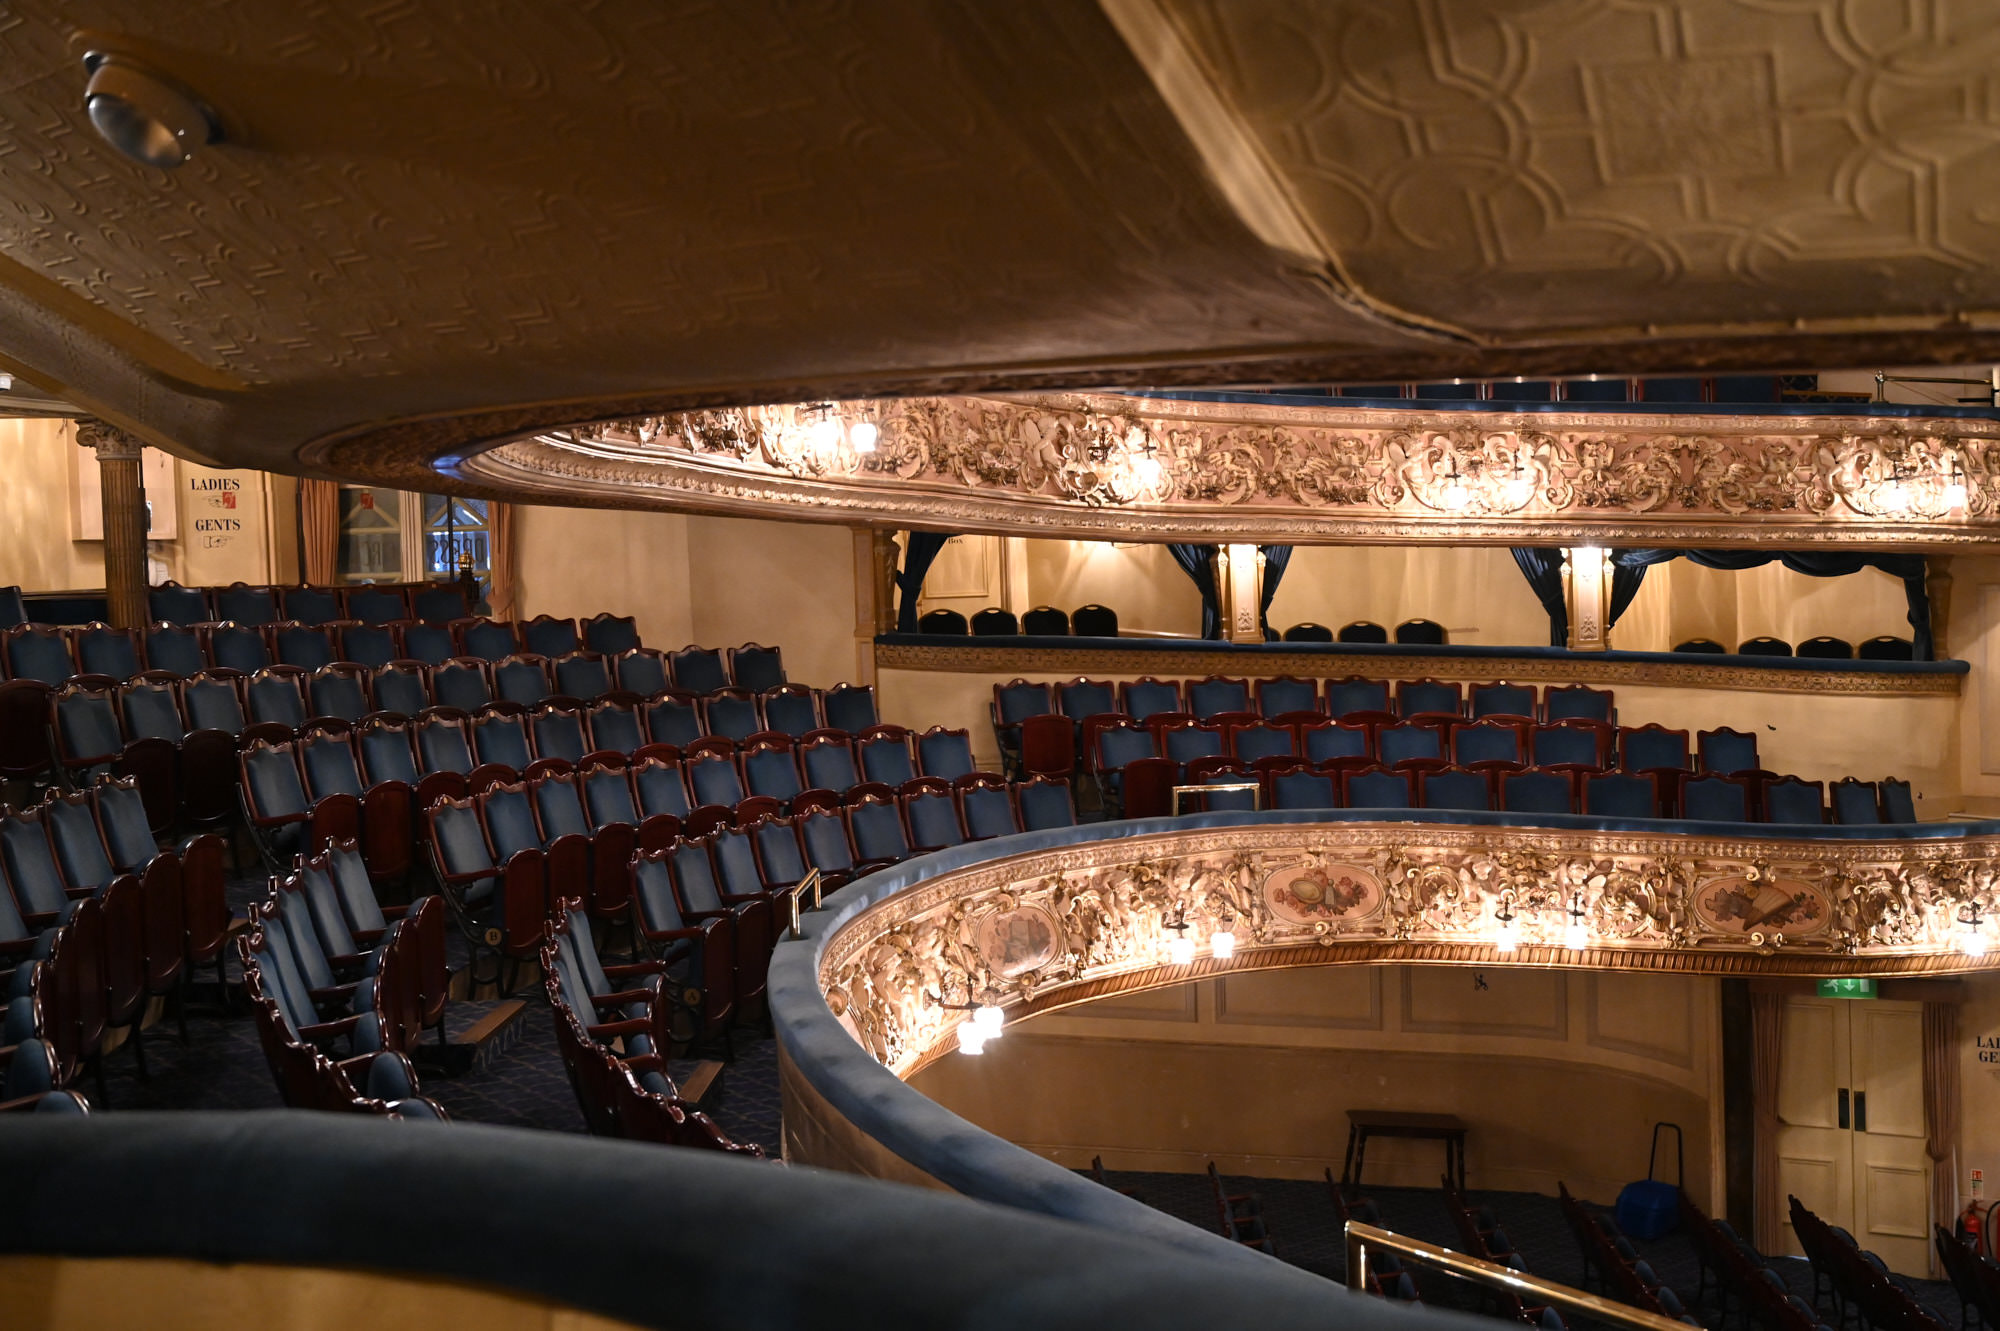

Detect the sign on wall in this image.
[1817,978,1879,999]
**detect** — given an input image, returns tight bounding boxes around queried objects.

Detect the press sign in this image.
[1817,978,1878,999]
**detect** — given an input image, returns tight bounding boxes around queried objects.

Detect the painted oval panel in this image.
[1693,876,1830,936]
[1263,861,1381,925]
[974,904,1061,978]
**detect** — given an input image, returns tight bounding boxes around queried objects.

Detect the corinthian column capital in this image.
[74,416,146,461]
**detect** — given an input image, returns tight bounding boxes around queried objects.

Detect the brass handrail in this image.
[786,868,824,940]
[1343,1222,1686,1331]
[1170,781,1261,815]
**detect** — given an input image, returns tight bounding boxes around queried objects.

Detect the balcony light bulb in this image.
[1564,918,1589,952]
[973,1003,1005,1037]
[1167,934,1196,966]
[1494,917,1518,955]
[957,1024,988,1055]
[1135,453,1164,486]
[1210,928,1237,960]
[1962,929,1988,958]
[1505,477,1536,507]
[810,416,844,448]
[1441,478,1470,511]
[1879,479,1909,513]
[1945,479,1968,510]
[850,421,878,454]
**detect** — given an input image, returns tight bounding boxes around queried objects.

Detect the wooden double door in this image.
[1775,996,1931,1276]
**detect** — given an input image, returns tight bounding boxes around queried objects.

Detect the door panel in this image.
[1776,997,1853,1253]
[1850,1002,1932,1274]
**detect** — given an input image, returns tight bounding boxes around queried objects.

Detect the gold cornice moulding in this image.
[817,823,2000,1078]
[459,393,2000,546]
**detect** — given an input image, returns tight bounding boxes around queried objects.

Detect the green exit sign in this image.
[1818,978,1879,999]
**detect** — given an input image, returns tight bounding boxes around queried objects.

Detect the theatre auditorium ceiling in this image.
[5,1,2000,527]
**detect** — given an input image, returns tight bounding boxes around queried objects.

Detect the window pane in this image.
[337,486,406,581]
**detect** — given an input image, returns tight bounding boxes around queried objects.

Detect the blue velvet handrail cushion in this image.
[771,806,2000,1272]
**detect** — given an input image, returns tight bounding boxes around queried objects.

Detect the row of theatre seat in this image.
[238,841,450,1119]
[420,765,1077,971]
[0,616,777,691]
[1791,1196,1946,1331]
[1934,1220,2000,1329]
[1442,1176,1596,1330]
[0,580,473,631]
[1556,1183,1700,1325]
[1680,1191,1832,1331]
[543,907,765,1152]
[0,778,232,1102]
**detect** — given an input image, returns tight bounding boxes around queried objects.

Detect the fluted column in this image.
[74,417,150,628]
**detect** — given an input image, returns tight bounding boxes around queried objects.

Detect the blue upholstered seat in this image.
[1831,779,1881,825]
[1533,726,1602,768]
[1347,769,1413,809]
[142,624,205,678]
[960,784,1021,839]
[214,585,279,626]
[1583,774,1656,818]
[1095,725,1157,771]
[344,585,408,625]
[613,649,670,697]
[1272,769,1338,810]
[245,671,309,729]
[118,681,184,742]
[52,689,122,768]
[687,752,746,808]
[728,645,786,691]
[1302,723,1369,763]
[917,729,978,780]
[1017,780,1075,831]
[1422,770,1490,811]
[522,617,579,658]
[182,676,246,735]
[370,664,429,717]
[309,668,370,724]
[1620,726,1689,773]
[1469,683,1536,720]
[586,701,645,755]
[1881,778,1916,823]
[283,587,343,625]
[148,583,209,626]
[459,619,521,662]
[430,801,499,904]
[669,647,730,695]
[1119,679,1183,721]
[1379,724,1442,766]
[1197,770,1258,812]
[482,786,543,862]
[758,687,820,739]
[472,714,533,771]
[632,761,692,820]
[1164,725,1224,764]
[6,627,72,686]
[531,708,589,764]
[1453,723,1521,766]
[582,768,642,828]
[1683,776,1749,822]
[415,718,475,775]
[583,614,641,656]
[410,585,468,624]
[904,789,966,851]
[46,796,117,892]
[801,739,859,793]
[74,626,141,680]
[492,657,552,707]
[1697,728,1759,775]
[1326,678,1390,719]
[533,776,592,841]
[742,746,803,803]
[358,723,421,785]
[1256,676,1318,718]
[208,625,270,674]
[1231,724,1295,763]
[642,696,703,750]
[993,680,1055,726]
[799,807,857,876]
[1544,685,1614,722]
[1058,679,1119,720]
[431,661,491,712]
[749,815,809,885]
[1397,681,1460,719]
[858,733,917,786]
[553,653,612,701]
[401,623,456,665]
[701,693,762,743]
[1187,677,1250,719]
[821,684,878,733]
[1502,771,1572,815]
[1763,778,1824,825]
[1,813,74,919]
[93,782,158,873]
[273,625,337,670]
[300,732,364,799]
[849,800,910,862]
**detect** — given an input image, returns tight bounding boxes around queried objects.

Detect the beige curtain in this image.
[487,500,517,620]
[1925,1001,1960,1274]
[299,479,341,585]
[1752,991,1785,1252]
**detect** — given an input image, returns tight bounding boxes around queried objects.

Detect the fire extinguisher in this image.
[1961,1200,1992,1257]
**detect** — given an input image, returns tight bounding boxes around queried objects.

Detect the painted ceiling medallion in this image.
[461,393,2000,546]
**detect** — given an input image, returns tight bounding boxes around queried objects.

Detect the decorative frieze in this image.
[815,824,2000,1078]
[462,393,2000,546]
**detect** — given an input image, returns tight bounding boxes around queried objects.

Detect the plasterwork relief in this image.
[816,825,2000,1079]
[467,393,2000,547]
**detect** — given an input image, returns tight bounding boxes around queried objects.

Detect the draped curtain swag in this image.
[1258,544,1293,641]
[1751,991,1784,1253]
[1924,1001,1960,1274]
[1511,547,1569,647]
[486,501,517,620]
[298,479,341,586]
[895,531,954,632]
[1167,543,1222,640]
[1514,547,1935,658]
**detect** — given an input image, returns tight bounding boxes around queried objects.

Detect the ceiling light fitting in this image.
[1564,891,1590,952]
[83,52,220,168]
[1493,890,1518,954]
[1163,908,1196,966]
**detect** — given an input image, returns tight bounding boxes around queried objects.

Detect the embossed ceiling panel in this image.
[3,1,2000,488]
[1148,0,2000,335]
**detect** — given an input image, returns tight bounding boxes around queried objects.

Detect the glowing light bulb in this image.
[973,1003,1005,1037]
[1167,933,1196,965]
[1506,476,1536,507]
[1494,916,1518,955]
[850,421,878,454]
[1210,928,1236,960]
[1564,917,1589,952]
[1962,929,1988,958]
[1441,478,1470,511]
[1879,479,1909,513]
[1946,479,1968,510]
[956,1023,988,1055]
[809,416,843,448]
[1135,453,1163,486]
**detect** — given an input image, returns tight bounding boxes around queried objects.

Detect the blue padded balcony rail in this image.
[0,1114,1371,1330]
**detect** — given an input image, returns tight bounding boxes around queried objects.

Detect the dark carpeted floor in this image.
[1097,1167,1969,1329]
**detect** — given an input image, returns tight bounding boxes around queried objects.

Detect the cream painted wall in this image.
[1019,541,1203,637]
[1266,546,1550,645]
[513,506,864,687]
[1615,562,1913,655]
[0,416,296,594]
[514,505,694,653]
[912,964,1722,1205]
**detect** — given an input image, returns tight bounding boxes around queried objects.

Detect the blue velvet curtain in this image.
[1608,550,1933,659]
[1258,545,1292,641]
[895,532,954,632]
[1511,548,1568,647]
[1167,543,1222,640]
